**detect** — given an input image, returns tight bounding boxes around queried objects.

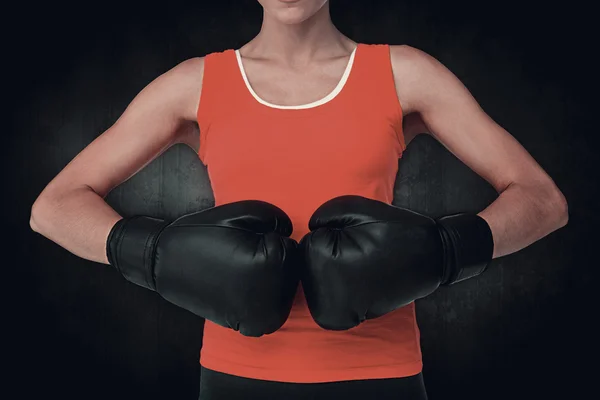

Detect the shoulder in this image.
[166,56,206,88]
[154,57,206,122]
[389,44,445,78]
[176,56,205,71]
[144,57,206,101]
[158,58,206,150]
[389,44,422,60]
[388,45,463,113]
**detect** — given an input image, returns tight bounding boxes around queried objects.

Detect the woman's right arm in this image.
[29,57,205,265]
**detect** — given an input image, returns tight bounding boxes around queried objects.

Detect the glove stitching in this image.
[147,222,171,290]
[114,219,130,276]
[142,223,155,290]
[279,235,287,263]
[316,218,433,230]
[167,223,286,235]
[107,220,122,273]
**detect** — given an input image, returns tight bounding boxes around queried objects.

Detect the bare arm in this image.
[30,57,205,264]
[391,45,568,259]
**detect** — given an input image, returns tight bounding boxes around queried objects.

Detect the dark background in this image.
[7,0,596,399]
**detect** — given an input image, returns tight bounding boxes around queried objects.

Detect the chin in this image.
[259,0,329,25]
[273,8,314,24]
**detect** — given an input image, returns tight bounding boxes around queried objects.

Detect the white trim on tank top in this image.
[234,46,357,110]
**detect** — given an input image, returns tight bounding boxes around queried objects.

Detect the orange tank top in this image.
[196,43,422,383]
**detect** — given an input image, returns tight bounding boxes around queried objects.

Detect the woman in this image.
[30,1,568,399]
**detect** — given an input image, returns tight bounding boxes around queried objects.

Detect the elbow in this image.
[548,188,569,229]
[29,215,38,233]
[30,195,51,233]
[30,199,43,233]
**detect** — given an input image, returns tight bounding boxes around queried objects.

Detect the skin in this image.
[30,0,568,267]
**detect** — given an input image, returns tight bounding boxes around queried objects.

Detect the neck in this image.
[245,3,350,64]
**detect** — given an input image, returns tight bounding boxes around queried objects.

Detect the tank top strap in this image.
[197,49,248,164]
[348,44,405,153]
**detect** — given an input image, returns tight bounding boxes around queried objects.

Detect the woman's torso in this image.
[195,43,422,383]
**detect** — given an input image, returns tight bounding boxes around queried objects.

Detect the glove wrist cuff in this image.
[106,216,169,290]
[437,213,494,285]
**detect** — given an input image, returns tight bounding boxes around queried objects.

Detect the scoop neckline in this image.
[234,44,359,110]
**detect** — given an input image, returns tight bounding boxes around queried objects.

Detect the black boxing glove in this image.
[106,200,299,337]
[300,195,494,331]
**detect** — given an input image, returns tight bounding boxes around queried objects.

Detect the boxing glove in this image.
[106,200,299,337]
[300,195,494,331]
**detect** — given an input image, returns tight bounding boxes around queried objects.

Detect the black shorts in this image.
[198,366,428,400]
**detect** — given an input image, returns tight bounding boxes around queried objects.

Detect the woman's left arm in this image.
[391,45,569,259]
